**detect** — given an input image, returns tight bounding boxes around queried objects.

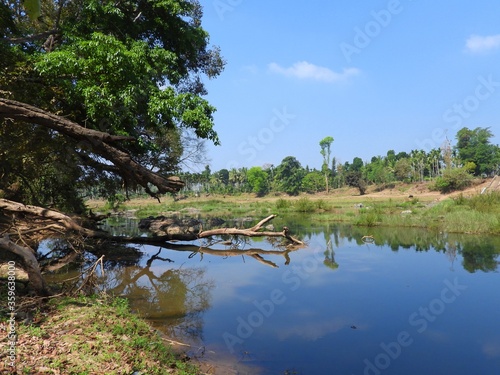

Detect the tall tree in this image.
[319,136,334,193]
[0,0,225,209]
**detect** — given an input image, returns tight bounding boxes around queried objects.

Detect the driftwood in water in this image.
[0,198,304,295]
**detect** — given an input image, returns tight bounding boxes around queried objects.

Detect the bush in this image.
[433,167,473,193]
[275,198,291,210]
[293,197,315,212]
[105,193,126,211]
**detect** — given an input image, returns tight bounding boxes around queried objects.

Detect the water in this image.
[47,217,500,374]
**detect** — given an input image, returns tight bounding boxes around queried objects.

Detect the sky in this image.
[194,0,500,172]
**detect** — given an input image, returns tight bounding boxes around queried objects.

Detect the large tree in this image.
[0,0,228,294]
[455,127,500,176]
[0,0,225,210]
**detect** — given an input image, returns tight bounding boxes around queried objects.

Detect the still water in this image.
[56,217,500,374]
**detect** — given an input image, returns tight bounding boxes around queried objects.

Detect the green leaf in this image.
[22,0,41,20]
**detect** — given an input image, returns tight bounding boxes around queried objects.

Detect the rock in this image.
[138,216,201,237]
[401,210,412,215]
[208,217,225,226]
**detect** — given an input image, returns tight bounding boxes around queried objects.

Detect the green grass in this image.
[12,295,199,375]
[87,189,500,235]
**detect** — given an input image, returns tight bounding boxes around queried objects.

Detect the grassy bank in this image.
[87,182,500,235]
[1,293,199,375]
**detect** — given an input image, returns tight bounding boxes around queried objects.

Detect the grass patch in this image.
[293,197,316,213]
[9,295,198,375]
[85,181,500,235]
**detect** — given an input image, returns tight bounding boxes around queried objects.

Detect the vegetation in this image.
[2,2,498,374]
[0,0,224,210]
[88,185,500,235]
[1,294,199,374]
[0,0,229,296]
[173,128,499,198]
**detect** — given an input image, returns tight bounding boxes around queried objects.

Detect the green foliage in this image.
[247,167,269,196]
[0,0,224,210]
[275,198,291,210]
[454,191,500,213]
[302,171,325,193]
[274,156,305,196]
[433,167,473,193]
[104,193,127,211]
[294,197,315,212]
[456,127,500,176]
[354,207,382,227]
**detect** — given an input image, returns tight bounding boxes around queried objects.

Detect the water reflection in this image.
[47,217,500,374]
[102,248,214,342]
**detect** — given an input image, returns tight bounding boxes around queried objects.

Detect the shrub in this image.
[275,198,291,210]
[433,167,473,193]
[104,193,126,211]
[294,197,315,212]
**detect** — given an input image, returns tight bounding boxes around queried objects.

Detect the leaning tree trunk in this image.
[0,235,50,296]
[0,98,184,196]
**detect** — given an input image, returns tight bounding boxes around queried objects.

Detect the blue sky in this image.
[196,0,500,172]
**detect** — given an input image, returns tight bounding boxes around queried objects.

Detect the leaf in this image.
[22,0,41,20]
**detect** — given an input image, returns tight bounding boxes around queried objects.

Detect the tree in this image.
[0,0,225,209]
[0,0,229,294]
[365,156,393,184]
[351,157,364,172]
[345,171,367,195]
[274,156,305,196]
[302,171,325,193]
[433,167,473,193]
[394,158,412,182]
[247,167,269,197]
[319,136,334,193]
[456,127,500,176]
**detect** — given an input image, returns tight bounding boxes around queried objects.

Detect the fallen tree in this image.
[0,198,304,295]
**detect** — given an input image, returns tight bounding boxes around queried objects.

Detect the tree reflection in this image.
[104,248,214,343]
[460,239,500,273]
[323,239,339,270]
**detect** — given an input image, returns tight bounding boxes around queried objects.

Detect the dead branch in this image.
[0,199,304,294]
[198,216,303,245]
[0,198,100,237]
[72,255,105,295]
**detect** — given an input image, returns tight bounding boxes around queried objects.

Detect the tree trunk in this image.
[0,98,184,196]
[0,235,50,296]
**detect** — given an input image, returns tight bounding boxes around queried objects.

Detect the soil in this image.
[358,178,499,201]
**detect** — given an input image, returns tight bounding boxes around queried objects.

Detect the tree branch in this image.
[4,29,61,44]
[0,98,185,195]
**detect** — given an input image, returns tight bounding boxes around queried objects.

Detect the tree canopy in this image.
[456,127,500,176]
[0,0,225,211]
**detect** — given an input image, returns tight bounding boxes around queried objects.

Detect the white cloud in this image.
[465,34,500,53]
[268,61,359,83]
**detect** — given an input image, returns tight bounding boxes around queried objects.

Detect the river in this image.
[45,215,500,374]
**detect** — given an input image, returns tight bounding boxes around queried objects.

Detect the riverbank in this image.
[88,179,500,235]
[0,291,202,374]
